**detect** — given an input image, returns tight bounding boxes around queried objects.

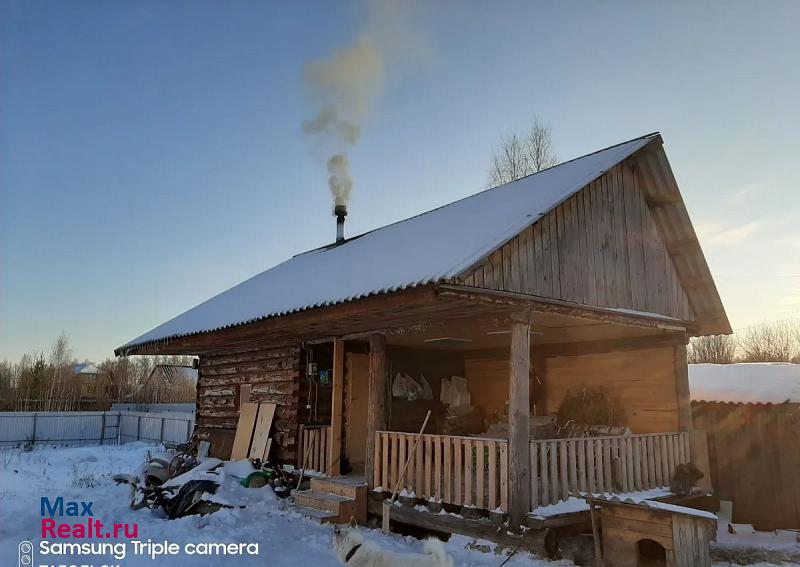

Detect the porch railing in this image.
[374,431,509,511]
[298,424,331,474]
[531,431,691,508]
[374,430,692,514]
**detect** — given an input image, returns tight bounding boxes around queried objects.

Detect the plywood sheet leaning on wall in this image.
[249,403,277,460]
[231,402,259,460]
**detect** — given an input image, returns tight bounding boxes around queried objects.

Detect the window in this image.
[87,385,97,394]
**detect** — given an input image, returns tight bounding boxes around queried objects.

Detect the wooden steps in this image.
[293,476,368,524]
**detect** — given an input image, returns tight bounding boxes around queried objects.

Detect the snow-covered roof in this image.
[119,134,659,353]
[690,363,800,404]
[73,363,105,375]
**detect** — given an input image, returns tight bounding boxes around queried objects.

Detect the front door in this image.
[345,353,369,469]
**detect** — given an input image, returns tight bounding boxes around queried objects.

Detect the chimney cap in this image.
[334,204,347,217]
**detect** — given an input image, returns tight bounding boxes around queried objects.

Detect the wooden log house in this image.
[117,133,730,530]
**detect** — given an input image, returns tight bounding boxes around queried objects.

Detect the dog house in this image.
[586,495,717,567]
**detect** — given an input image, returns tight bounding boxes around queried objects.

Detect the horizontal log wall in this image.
[459,163,693,321]
[196,344,302,461]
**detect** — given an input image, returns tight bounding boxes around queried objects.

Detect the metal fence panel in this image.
[0,410,195,447]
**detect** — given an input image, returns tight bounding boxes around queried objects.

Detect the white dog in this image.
[333,526,453,567]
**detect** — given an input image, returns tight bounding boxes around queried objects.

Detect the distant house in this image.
[690,363,800,530]
[71,363,110,401]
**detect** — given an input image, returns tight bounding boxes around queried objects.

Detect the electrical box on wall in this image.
[307,362,317,378]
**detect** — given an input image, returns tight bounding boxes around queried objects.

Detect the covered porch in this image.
[295,285,704,528]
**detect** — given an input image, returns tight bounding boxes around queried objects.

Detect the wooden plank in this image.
[530,441,539,509]
[239,383,251,407]
[660,434,670,484]
[500,442,509,512]
[398,434,407,489]
[626,437,635,491]
[603,438,612,492]
[619,437,629,492]
[675,344,693,432]
[434,436,443,500]
[586,438,595,493]
[424,436,432,499]
[654,433,664,487]
[578,438,587,492]
[666,434,676,480]
[365,334,387,488]
[454,437,462,504]
[647,436,657,487]
[374,432,383,487]
[476,439,485,509]
[540,441,550,505]
[249,402,277,461]
[230,402,259,460]
[568,439,578,498]
[444,436,452,503]
[549,440,559,502]
[391,434,400,489]
[589,180,607,305]
[382,432,389,489]
[691,429,713,490]
[311,428,319,471]
[549,210,561,297]
[560,440,569,501]
[634,437,642,490]
[464,438,473,506]
[416,434,424,496]
[595,439,604,493]
[327,338,344,476]
[488,440,497,510]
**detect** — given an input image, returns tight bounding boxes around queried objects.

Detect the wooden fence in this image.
[693,402,800,530]
[0,410,195,447]
[531,432,691,508]
[298,424,331,474]
[374,431,509,511]
[374,430,691,513]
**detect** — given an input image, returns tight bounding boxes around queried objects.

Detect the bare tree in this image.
[488,117,557,187]
[739,321,795,362]
[688,335,736,364]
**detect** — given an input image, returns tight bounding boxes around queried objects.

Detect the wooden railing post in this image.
[328,338,344,476]
[365,334,387,489]
[508,313,532,528]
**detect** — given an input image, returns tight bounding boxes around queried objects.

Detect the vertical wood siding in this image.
[458,164,693,321]
[544,347,681,433]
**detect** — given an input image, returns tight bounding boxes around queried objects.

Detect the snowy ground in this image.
[0,443,797,567]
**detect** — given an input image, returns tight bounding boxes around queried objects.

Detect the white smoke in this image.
[302,1,428,209]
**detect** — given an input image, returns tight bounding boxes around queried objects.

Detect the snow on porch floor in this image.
[0,443,796,567]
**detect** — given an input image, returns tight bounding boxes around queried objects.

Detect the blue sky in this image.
[1,1,798,362]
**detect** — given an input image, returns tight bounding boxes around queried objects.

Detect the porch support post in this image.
[328,338,344,476]
[365,334,387,488]
[675,342,693,432]
[508,311,532,529]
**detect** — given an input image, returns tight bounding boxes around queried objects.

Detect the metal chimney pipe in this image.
[334,204,347,242]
